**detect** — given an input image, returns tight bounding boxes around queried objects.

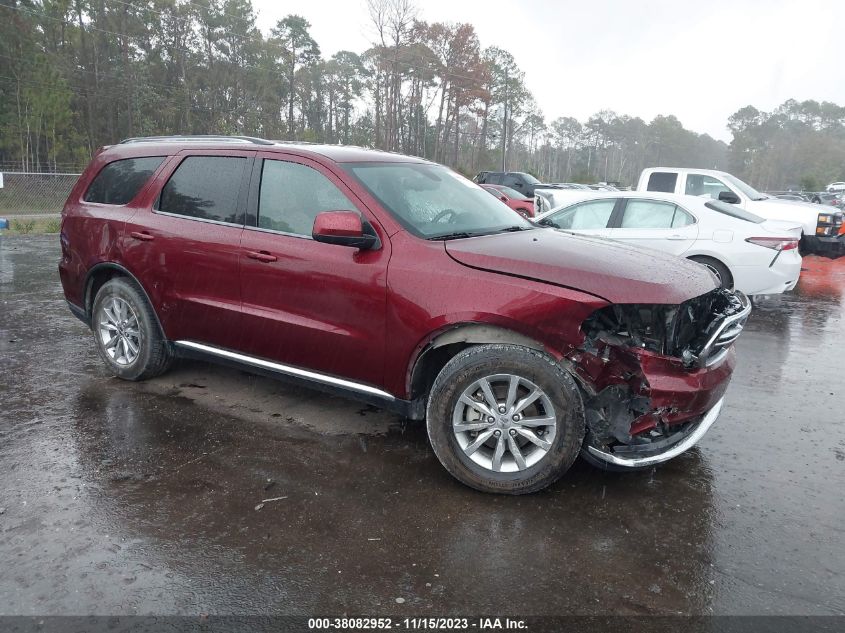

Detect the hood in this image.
[445,229,717,304]
[752,198,821,219]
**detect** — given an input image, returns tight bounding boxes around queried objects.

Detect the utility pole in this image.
[501,67,508,172]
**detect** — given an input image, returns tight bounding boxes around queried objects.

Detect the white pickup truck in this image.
[636,167,844,257]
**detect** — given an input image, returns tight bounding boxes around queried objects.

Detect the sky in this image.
[252,0,844,142]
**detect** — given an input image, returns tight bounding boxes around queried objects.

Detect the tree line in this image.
[1,0,843,190]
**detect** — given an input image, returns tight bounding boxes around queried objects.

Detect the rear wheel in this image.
[688,255,733,289]
[92,277,172,381]
[426,345,585,494]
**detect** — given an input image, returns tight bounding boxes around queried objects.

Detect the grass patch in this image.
[3,217,61,234]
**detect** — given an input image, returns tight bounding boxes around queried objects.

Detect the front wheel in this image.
[426,345,585,494]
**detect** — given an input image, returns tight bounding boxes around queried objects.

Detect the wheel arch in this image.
[83,263,166,337]
[408,324,550,401]
[685,253,734,288]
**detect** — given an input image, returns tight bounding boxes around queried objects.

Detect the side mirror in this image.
[312,211,379,250]
[718,190,740,204]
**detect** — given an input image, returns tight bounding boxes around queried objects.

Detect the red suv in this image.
[59,136,750,494]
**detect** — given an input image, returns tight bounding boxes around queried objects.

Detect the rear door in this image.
[237,153,390,388]
[121,150,253,348]
[608,198,698,255]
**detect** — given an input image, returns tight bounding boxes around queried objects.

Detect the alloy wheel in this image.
[452,374,557,473]
[98,296,141,366]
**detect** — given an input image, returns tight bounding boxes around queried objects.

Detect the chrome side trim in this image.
[585,397,724,468]
[174,340,395,401]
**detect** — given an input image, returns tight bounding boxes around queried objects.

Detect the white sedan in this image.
[534,191,803,295]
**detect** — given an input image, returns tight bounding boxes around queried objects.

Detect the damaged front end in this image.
[566,288,751,468]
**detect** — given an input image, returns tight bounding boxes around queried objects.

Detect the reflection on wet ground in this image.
[0,236,843,615]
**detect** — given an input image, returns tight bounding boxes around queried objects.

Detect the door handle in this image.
[666,234,687,240]
[130,231,154,242]
[246,250,277,263]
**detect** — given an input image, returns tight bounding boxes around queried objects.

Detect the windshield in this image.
[723,173,767,201]
[346,163,533,239]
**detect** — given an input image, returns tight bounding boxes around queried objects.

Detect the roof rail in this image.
[119,135,275,146]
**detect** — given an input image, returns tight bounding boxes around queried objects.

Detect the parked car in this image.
[480,184,536,217]
[474,171,544,197]
[535,192,802,295]
[60,136,750,494]
[826,182,845,193]
[773,193,809,202]
[637,167,845,257]
[814,192,844,208]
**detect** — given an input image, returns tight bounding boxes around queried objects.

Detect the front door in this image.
[237,154,390,388]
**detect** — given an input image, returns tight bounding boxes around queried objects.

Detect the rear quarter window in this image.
[646,172,678,193]
[83,156,165,205]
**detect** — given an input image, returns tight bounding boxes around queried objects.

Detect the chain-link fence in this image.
[0,172,81,218]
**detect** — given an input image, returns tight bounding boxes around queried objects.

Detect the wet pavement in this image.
[0,235,843,616]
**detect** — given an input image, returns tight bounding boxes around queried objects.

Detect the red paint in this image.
[59,141,734,428]
[480,184,536,217]
[444,229,717,304]
[312,210,365,238]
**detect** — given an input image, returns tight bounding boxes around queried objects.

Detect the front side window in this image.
[685,174,731,199]
[346,163,532,239]
[501,174,521,188]
[547,199,615,230]
[158,156,246,223]
[620,200,679,228]
[84,156,165,205]
[258,160,357,236]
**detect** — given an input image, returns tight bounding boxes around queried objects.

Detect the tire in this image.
[688,255,733,290]
[91,277,173,381]
[426,344,585,495]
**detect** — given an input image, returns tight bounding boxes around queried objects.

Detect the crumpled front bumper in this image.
[584,396,725,468]
[570,290,747,467]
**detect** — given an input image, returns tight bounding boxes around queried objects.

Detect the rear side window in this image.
[621,200,679,228]
[258,159,357,236]
[646,172,678,193]
[83,157,165,205]
[158,156,246,224]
